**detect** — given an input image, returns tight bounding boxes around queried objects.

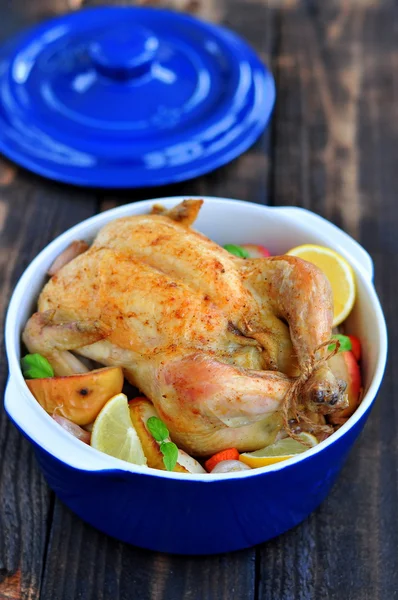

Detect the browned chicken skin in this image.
[23,200,347,456]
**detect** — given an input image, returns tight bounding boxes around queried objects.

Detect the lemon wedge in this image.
[239,433,318,468]
[286,244,356,326]
[91,393,147,465]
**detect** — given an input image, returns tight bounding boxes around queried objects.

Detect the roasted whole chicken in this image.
[23,200,347,456]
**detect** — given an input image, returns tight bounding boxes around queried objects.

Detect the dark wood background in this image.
[0,0,396,598]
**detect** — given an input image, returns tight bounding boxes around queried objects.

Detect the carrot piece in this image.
[205,448,240,473]
[348,335,361,361]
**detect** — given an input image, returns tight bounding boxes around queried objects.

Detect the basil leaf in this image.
[328,334,352,353]
[223,244,250,258]
[21,354,54,379]
[23,367,49,379]
[160,441,179,472]
[147,416,169,442]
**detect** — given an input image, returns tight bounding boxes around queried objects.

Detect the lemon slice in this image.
[239,433,318,468]
[286,244,356,326]
[91,393,147,465]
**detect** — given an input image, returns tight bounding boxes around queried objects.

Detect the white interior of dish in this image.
[5,197,387,480]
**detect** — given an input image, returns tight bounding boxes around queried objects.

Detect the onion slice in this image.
[211,460,251,473]
[52,414,91,444]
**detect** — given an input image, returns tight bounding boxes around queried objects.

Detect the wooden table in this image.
[0,1,396,598]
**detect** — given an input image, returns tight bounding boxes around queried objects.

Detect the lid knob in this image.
[89,25,159,80]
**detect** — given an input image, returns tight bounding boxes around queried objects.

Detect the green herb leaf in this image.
[147,416,169,442]
[21,354,54,379]
[223,244,250,259]
[328,334,352,353]
[160,441,179,471]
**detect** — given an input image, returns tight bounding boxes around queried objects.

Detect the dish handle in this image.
[277,206,374,281]
[4,376,130,473]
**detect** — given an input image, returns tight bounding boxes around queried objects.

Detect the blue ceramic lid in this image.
[0,7,275,188]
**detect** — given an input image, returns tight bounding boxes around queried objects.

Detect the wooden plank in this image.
[0,169,97,600]
[0,9,91,600]
[0,2,98,590]
[257,2,398,599]
[41,502,255,600]
[38,3,273,600]
[0,1,97,596]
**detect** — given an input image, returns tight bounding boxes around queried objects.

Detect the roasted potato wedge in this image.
[26,367,124,425]
[129,397,205,473]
